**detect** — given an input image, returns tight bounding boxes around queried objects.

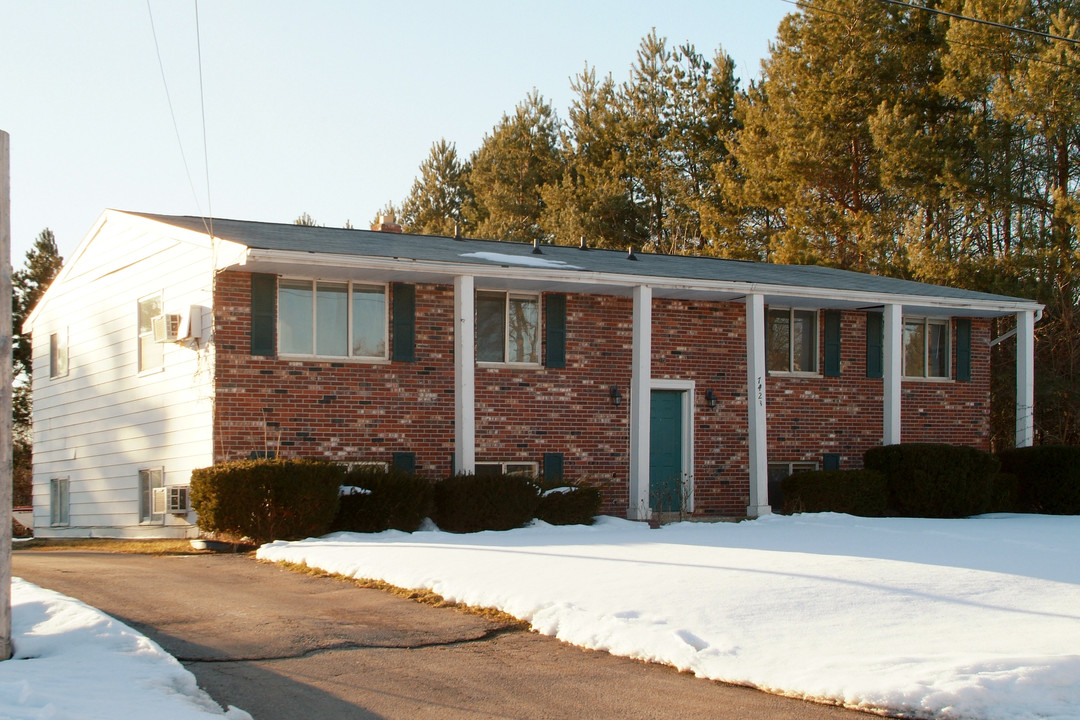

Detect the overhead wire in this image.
[871,0,1080,47]
[145,0,213,239]
[194,0,213,242]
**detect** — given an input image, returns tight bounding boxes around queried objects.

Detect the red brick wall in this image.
[213,270,992,518]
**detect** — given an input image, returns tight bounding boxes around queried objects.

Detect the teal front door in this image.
[649,390,684,512]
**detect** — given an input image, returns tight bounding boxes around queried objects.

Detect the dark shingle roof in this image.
[128,211,1033,306]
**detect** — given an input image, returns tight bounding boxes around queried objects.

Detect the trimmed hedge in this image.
[780,469,887,516]
[998,445,1080,514]
[332,466,434,533]
[863,443,999,518]
[535,484,603,525]
[433,473,540,533]
[190,458,343,543]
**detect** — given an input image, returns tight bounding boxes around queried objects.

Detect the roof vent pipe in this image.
[579,236,588,250]
[627,246,638,261]
[532,238,543,255]
[454,223,461,240]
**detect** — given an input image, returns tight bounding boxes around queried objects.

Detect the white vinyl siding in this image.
[28,216,214,537]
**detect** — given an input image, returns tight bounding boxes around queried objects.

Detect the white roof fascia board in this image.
[237,248,1042,317]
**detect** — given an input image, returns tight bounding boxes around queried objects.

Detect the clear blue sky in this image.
[1,1,793,263]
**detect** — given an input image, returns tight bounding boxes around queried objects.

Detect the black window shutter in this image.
[866,312,883,378]
[543,453,564,484]
[250,273,277,357]
[545,294,567,368]
[392,452,417,474]
[955,318,972,382]
[824,310,842,377]
[822,453,841,471]
[392,283,416,362]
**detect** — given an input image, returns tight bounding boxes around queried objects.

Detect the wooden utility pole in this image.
[1,129,12,660]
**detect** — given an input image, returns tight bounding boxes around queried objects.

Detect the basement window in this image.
[475,462,539,478]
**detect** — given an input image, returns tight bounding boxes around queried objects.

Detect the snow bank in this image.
[258,513,1080,719]
[0,578,250,720]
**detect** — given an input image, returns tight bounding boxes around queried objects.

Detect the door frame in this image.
[650,379,695,513]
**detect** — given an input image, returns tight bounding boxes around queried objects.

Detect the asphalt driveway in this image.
[13,550,878,719]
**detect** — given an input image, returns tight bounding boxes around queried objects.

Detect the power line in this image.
[194,0,213,242]
[872,0,1080,47]
[146,0,206,229]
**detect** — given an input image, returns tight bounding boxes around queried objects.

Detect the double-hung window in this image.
[137,293,164,373]
[903,317,949,379]
[50,477,70,526]
[476,291,539,364]
[49,328,69,378]
[139,468,164,524]
[278,280,387,359]
[766,308,818,373]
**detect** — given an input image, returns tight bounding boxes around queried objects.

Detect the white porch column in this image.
[745,293,770,518]
[628,285,652,520]
[454,275,475,474]
[883,303,903,446]
[1016,310,1035,447]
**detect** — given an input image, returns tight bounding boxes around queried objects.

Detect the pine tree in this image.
[400,139,471,236]
[467,90,563,243]
[12,228,63,443]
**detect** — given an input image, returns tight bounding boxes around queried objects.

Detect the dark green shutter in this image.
[955,318,971,382]
[866,312,883,378]
[392,283,415,362]
[543,453,564,483]
[824,310,841,377]
[250,273,277,357]
[545,294,566,368]
[392,452,417,474]
[822,453,840,471]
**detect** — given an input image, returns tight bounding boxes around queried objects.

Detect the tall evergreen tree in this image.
[467,90,562,243]
[12,228,63,441]
[400,139,471,236]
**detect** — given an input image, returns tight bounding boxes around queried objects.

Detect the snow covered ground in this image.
[258,513,1080,720]
[0,577,250,720]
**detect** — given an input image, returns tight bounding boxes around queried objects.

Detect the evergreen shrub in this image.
[332,465,434,533]
[535,483,603,525]
[998,445,1080,514]
[190,457,342,543]
[863,443,999,518]
[432,472,540,533]
[988,472,1021,513]
[780,469,887,516]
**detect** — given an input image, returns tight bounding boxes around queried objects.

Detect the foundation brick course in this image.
[212,270,992,518]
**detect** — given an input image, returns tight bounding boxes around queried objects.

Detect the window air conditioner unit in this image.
[151,486,190,514]
[167,486,190,513]
[152,314,182,343]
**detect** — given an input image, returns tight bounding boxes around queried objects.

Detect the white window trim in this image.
[49,327,69,379]
[902,316,952,381]
[277,278,390,362]
[768,461,819,476]
[475,461,539,477]
[137,291,165,375]
[139,467,165,525]
[50,477,70,527]
[475,290,542,367]
[765,306,821,377]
